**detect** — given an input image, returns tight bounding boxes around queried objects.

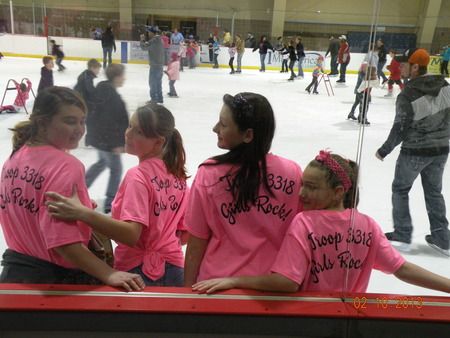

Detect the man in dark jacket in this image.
[325,35,340,75]
[376,48,450,256]
[140,26,164,104]
[86,63,129,213]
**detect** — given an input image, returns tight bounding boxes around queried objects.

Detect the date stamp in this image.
[352,296,423,310]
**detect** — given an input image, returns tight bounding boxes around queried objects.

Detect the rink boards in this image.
[0,284,450,337]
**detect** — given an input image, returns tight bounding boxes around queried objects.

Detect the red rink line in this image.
[0,284,449,322]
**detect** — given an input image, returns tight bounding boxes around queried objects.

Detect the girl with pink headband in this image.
[192,150,450,294]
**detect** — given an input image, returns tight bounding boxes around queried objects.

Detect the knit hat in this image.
[394,48,430,66]
[317,55,324,61]
[145,26,158,34]
[339,35,347,40]
[170,52,178,61]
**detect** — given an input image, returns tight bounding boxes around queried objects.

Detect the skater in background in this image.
[161,31,170,65]
[347,62,368,121]
[337,35,350,83]
[305,55,324,94]
[101,26,116,69]
[235,34,245,73]
[385,49,404,97]
[439,44,449,77]
[279,44,289,73]
[253,36,273,72]
[296,36,305,79]
[287,40,297,81]
[228,42,237,74]
[184,92,303,286]
[207,33,215,63]
[37,56,54,93]
[0,78,32,113]
[212,36,220,69]
[85,63,129,214]
[245,32,256,49]
[74,58,102,146]
[325,35,340,76]
[377,39,389,84]
[50,39,65,72]
[192,150,450,296]
[187,40,197,69]
[178,40,187,71]
[165,52,180,98]
[0,86,144,292]
[45,102,189,287]
[356,65,378,125]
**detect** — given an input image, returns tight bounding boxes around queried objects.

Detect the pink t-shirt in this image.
[162,35,169,49]
[0,145,92,268]
[112,158,188,281]
[185,153,303,282]
[271,209,406,293]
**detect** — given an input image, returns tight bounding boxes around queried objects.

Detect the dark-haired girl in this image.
[184,92,303,286]
[46,102,189,286]
[0,86,144,291]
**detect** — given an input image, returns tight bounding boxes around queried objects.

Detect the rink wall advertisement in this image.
[0,34,444,74]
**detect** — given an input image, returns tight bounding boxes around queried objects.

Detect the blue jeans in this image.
[128,263,184,287]
[260,53,266,71]
[149,66,163,103]
[378,60,388,82]
[392,153,449,249]
[297,56,305,77]
[85,149,122,211]
[102,47,113,69]
[330,54,338,74]
[339,61,349,80]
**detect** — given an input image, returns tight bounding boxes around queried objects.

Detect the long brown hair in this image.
[135,102,188,180]
[9,86,86,155]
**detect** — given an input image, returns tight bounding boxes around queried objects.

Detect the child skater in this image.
[50,39,65,72]
[279,44,289,73]
[228,42,237,74]
[0,78,32,113]
[356,65,378,125]
[385,49,404,97]
[347,62,368,121]
[305,55,324,94]
[45,101,189,287]
[178,40,187,71]
[165,52,180,97]
[74,58,102,146]
[192,150,450,295]
[184,92,303,287]
[187,42,196,69]
[37,56,54,93]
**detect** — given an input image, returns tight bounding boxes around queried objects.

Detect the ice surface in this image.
[0,57,449,296]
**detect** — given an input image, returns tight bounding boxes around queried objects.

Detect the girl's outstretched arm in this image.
[394,261,450,293]
[45,185,142,247]
[192,273,299,294]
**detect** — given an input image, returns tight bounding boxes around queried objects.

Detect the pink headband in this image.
[315,150,352,192]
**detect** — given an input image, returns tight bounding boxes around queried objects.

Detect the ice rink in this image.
[0,56,449,297]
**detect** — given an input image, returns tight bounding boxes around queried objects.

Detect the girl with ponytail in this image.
[0,86,144,291]
[45,102,189,286]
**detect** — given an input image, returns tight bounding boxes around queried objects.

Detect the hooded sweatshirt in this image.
[140,34,164,67]
[377,75,450,158]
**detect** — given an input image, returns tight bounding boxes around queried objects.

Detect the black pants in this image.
[0,249,102,285]
[229,57,235,72]
[441,60,449,76]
